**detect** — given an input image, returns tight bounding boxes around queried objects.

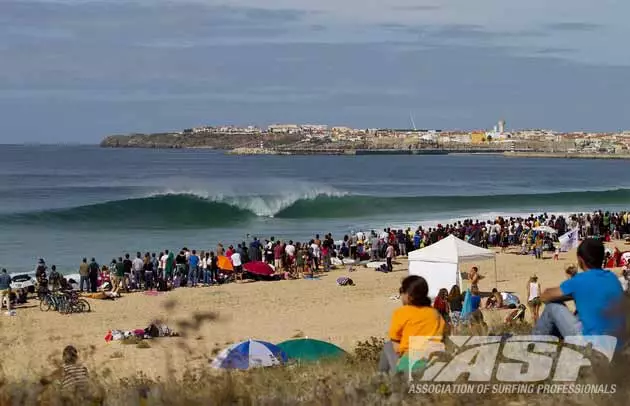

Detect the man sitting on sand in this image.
[533,239,625,339]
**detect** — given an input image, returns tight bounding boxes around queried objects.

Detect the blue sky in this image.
[1,0,629,143]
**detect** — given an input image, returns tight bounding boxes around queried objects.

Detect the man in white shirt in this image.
[159,252,168,279]
[310,241,320,271]
[132,252,145,290]
[285,241,296,257]
[380,229,389,241]
[231,251,242,281]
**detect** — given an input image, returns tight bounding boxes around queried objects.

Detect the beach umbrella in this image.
[217,256,234,272]
[533,226,557,234]
[277,338,347,363]
[210,339,287,370]
[243,261,274,276]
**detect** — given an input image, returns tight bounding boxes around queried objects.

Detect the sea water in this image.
[1,145,629,274]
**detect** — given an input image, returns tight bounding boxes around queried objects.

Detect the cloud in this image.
[544,22,602,32]
[1,0,630,142]
[390,5,441,11]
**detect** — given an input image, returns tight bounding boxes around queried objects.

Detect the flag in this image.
[559,228,579,252]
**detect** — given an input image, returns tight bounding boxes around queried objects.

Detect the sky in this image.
[1,0,629,143]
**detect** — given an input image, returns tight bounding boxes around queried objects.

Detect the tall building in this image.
[498,119,506,134]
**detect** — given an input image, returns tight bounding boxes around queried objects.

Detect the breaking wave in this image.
[3,188,629,229]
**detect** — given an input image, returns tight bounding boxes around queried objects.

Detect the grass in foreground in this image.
[2,298,630,405]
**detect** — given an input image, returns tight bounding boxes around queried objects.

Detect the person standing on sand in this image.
[386,242,394,272]
[370,232,380,260]
[132,252,144,290]
[115,257,127,293]
[274,241,284,272]
[534,233,544,259]
[448,285,464,332]
[533,239,625,340]
[188,250,199,287]
[88,258,99,293]
[209,251,219,284]
[322,235,333,272]
[165,250,175,281]
[122,253,132,288]
[231,248,242,282]
[79,258,90,292]
[527,275,541,323]
[468,266,480,290]
[151,253,159,282]
[143,253,154,291]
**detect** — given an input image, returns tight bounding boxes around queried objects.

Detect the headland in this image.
[100,122,630,159]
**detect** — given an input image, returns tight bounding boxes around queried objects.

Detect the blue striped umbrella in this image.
[210,339,287,370]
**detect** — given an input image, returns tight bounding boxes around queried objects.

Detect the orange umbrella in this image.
[217,255,234,272]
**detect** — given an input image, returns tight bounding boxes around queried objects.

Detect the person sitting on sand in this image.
[61,345,89,394]
[485,288,504,309]
[533,239,625,340]
[379,275,445,375]
[433,288,450,322]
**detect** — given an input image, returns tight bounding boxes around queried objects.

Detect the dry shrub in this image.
[354,337,385,362]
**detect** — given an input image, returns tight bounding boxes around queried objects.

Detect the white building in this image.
[268,124,300,134]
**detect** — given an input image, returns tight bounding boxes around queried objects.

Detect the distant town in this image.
[100,120,630,157]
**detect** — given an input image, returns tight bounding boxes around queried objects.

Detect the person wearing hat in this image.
[0,269,12,313]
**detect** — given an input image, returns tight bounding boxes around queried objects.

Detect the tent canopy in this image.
[408,235,496,297]
[408,235,495,264]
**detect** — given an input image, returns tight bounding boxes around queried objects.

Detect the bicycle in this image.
[39,291,91,314]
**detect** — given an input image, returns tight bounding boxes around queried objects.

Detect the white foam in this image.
[151,186,349,217]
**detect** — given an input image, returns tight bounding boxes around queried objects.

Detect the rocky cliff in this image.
[100,132,266,149]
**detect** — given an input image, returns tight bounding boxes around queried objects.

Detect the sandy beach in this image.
[1,242,626,381]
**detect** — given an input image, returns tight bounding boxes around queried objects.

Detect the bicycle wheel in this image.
[76,299,91,313]
[39,296,52,312]
[58,298,71,314]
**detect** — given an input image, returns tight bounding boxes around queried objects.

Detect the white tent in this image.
[407,235,496,298]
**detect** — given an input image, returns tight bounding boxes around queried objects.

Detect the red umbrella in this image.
[243,261,275,277]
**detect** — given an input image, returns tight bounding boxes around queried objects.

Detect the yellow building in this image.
[470,132,486,144]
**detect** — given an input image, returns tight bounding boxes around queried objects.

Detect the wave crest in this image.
[3,188,629,229]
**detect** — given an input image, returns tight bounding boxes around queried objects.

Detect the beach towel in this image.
[461,289,472,321]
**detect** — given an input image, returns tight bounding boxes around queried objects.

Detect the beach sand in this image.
[1,242,627,380]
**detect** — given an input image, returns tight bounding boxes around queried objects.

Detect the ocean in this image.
[1,145,629,274]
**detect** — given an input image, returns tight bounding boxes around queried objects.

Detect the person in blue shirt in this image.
[534,238,624,339]
[469,286,482,311]
[413,232,421,250]
[188,250,200,287]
